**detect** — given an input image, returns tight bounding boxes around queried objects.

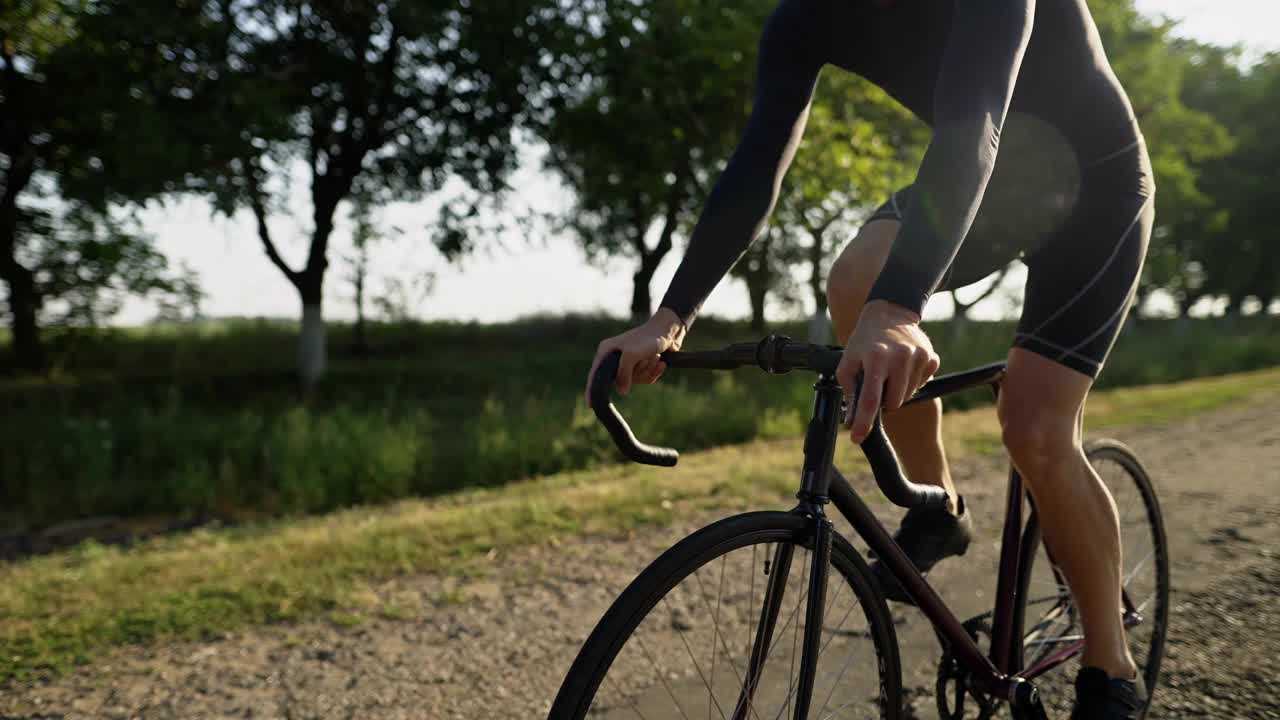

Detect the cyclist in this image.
[586,0,1154,716]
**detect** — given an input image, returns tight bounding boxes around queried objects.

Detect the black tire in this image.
[1010,439,1170,718]
[548,511,904,719]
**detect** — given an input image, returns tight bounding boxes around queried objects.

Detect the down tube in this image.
[826,473,1005,693]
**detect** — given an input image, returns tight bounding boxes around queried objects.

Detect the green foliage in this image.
[1165,48,1280,311]
[1086,0,1235,311]
[1,0,226,370]
[19,204,195,327]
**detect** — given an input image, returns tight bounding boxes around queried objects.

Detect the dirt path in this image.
[3,400,1278,719]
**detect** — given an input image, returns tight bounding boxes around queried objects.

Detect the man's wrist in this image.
[652,307,689,343]
[862,299,923,325]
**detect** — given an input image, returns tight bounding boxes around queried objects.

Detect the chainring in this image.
[936,616,1001,720]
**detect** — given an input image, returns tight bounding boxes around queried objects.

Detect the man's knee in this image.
[997,389,1081,478]
[827,220,898,321]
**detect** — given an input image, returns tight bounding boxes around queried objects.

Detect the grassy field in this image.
[3,365,1279,682]
[3,315,1280,533]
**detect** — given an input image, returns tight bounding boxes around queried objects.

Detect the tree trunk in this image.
[350,236,369,354]
[807,229,828,319]
[353,267,367,354]
[299,302,327,388]
[245,158,336,391]
[747,277,767,332]
[1,142,41,373]
[952,266,1009,321]
[296,242,330,391]
[949,265,1010,341]
[2,261,43,373]
[807,311,831,344]
[807,240,830,343]
[629,189,680,322]
[631,262,656,322]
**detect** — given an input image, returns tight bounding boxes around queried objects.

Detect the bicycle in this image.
[549,336,1168,719]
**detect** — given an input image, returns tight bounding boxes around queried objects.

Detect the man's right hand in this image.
[585,308,688,405]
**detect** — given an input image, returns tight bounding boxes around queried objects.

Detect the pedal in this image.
[1010,679,1050,720]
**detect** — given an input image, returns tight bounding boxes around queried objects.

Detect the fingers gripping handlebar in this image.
[586,341,952,511]
[589,351,680,467]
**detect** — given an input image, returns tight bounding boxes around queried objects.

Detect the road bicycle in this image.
[549,336,1168,719]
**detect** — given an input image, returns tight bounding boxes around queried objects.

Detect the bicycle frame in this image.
[768,365,1048,707]
[752,360,1148,718]
[589,339,1149,718]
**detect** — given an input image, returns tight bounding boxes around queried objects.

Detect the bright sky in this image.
[117,0,1279,327]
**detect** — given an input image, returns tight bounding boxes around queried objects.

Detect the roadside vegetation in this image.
[3,364,1278,682]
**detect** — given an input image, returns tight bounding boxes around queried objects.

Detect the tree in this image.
[731,226,802,331]
[1,0,219,370]
[185,0,557,388]
[1174,49,1280,313]
[1088,0,1233,314]
[542,0,774,320]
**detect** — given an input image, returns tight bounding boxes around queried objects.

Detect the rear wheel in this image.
[1011,440,1170,718]
[548,511,904,719]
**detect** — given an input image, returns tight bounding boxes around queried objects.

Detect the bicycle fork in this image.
[732,515,834,720]
[734,374,844,720]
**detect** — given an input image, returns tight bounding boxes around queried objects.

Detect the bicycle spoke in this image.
[605,674,651,720]
[633,632,695,720]
[747,543,758,696]
[814,610,871,717]
[1134,593,1157,614]
[1025,633,1084,647]
[818,692,868,720]
[758,569,810,676]
[769,675,803,720]
[1123,548,1154,587]
[1026,576,1070,594]
[661,594,730,720]
[785,561,807,720]
[689,560,763,720]
[736,558,811,720]
[1023,591,1070,609]
[708,556,726,720]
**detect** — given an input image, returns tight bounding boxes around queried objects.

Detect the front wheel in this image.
[1011,440,1170,718]
[549,511,904,719]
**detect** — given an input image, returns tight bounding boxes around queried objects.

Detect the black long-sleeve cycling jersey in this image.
[659,0,1143,323]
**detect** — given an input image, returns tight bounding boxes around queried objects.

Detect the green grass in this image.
[3,364,1279,682]
[2,314,1279,532]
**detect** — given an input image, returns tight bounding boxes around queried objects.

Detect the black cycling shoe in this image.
[869,495,972,604]
[1070,667,1147,719]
